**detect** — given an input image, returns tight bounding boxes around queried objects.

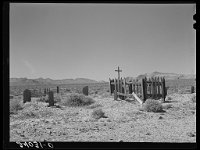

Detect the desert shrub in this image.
[191,95,196,103]
[10,99,23,114]
[91,108,105,119]
[19,110,38,119]
[143,99,163,113]
[65,89,71,92]
[22,102,41,110]
[61,93,95,107]
[18,103,54,119]
[54,95,62,103]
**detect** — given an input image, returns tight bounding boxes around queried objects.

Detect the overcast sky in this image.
[10,3,196,81]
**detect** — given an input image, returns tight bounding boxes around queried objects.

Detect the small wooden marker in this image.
[48,91,54,106]
[82,86,89,96]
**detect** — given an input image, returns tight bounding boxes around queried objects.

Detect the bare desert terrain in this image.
[9,82,196,142]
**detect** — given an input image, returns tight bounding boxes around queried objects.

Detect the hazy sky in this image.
[10,3,196,81]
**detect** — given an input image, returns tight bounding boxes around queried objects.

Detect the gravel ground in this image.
[10,93,196,142]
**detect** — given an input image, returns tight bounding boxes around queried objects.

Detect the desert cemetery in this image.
[9,67,196,142]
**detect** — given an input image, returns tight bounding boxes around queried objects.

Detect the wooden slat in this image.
[131,92,143,104]
[124,78,126,95]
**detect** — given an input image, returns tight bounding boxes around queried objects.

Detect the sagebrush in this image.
[10,99,23,114]
[143,99,163,112]
[91,108,105,119]
[61,93,95,107]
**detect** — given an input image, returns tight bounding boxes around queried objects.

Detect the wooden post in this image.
[141,78,146,102]
[115,78,117,92]
[157,77,160,96]
[141,79,144,100]
[191,86,194,93]
[48,91,54,106]
[151,77,154,99]
[114,90,117,100]
[165,87,168,97]
[23,89,31,103]
[57,86,59,94]
[133,80,136,93]
[148,78,151,95]
[115,66,122,92]
[136,83,139,95]
[109,78,111,95]
[82,86,89,96]
[129,82,133,94]
[161,77,166,101]
[124,78,126,95]
[120,77,123,93]
[154,77,157,99]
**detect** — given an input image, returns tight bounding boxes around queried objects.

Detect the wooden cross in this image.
[115,66,122,80]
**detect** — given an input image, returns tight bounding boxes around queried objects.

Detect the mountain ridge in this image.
[126,72,195,81]
[10,77,99,86]
[10,72,195,86]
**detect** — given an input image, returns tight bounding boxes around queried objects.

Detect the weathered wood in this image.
[154,78,157,98]
[161,77,166,101]
[114,90,117,100]
[23,89,31,103]
[158,77,161,95]
[129,83,133,94]
[136,84,138,95]
[114,78,117,92]
[82,86,89,96]
[141,78,146,101]
[48,91,54,106]
[191,86,195,93]
[109,78,111,95]
[57,86,59,94]
[133,82,136,93]
[151,78,154,98]
[120,87,125,100]
[110,76,164,101]
[123,78,126,95]
[131,92,143,104]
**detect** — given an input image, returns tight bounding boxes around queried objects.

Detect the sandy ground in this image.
[10,93,196,142]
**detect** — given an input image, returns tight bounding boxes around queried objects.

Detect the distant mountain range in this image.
[9,77,100,86]
[10,72,195,86]
[126,71,196,81]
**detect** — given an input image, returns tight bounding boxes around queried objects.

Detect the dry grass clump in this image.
[54,94,62,103]
[17,102,54,119]
[143,99,163,113]
[91,108,106,119]
[61,93,95,107]
[10,99,23,114]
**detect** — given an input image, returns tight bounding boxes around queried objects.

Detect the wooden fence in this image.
[109,77,167,102]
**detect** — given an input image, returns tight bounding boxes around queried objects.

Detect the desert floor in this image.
[10,93,196,142]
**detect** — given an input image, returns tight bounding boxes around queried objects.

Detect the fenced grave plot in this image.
[109,77,167,103]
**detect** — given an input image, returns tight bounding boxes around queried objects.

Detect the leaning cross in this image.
[115,66,122,80]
